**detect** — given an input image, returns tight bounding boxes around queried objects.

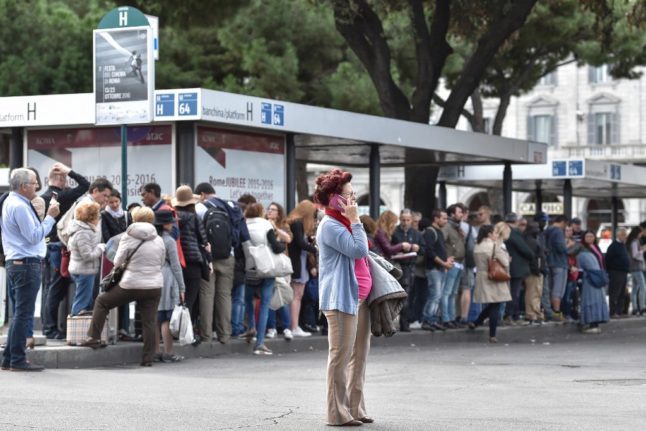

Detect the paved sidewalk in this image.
[1,316,644,369]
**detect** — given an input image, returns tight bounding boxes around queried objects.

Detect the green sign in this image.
[98,6,150,29]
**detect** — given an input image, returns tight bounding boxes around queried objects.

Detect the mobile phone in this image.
[51,191,59,201]
[329,194,347,212]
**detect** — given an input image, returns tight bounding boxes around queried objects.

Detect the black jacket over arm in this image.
[287,219,316,279]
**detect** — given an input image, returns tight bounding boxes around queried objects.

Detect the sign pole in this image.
[121,125,128,210]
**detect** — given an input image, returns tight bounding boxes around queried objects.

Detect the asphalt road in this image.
[1,322,646,431]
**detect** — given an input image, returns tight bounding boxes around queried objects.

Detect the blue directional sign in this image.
[178,92,198,116]
[552,161,567,177]
[155,93,174,117]
[611,164,621,180]
[273,104,284,126]
[568,160,583,177]
[261,102,272,125]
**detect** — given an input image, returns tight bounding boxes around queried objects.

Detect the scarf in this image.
[105,206,125,219]
[325,207,352,232]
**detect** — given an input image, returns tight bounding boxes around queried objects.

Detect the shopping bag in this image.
[270,276,294,311]
[178,309,196,346]
[169,304,183,336]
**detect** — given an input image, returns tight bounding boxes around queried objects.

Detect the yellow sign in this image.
[519,202,563,215]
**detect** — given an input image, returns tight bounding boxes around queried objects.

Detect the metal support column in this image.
[438,181,447,210]
[369,144,381,220]
[10,127,24,169]
[286,133,296,213]
[563,179,573,220]
[503,162,512,215]
[176,122,195,187]
[611,196,619,240]
[535,180,543,217]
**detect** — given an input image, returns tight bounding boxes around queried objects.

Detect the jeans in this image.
[475,302,502,338]
[630,271,646,313]
[244,278,274,348]
[3,259,42,367]
[231,282,246,336]
[441,265,462,323]
[422,269,445,323]
[267,305,291,330]
[466,270,481,322]
[410,276,429,323]
[549,267,568,301]
[540,270,552,319]
[561,280,577,319]
[505,278,523,320]
[43,242,71,335]
[71,273,96,316]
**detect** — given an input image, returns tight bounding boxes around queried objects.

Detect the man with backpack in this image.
[40,163,90,340]
[195,183,251,344]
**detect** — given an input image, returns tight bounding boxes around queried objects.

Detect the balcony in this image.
[550,144,646,162]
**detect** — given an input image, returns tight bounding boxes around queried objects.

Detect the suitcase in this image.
[66,314,108,346]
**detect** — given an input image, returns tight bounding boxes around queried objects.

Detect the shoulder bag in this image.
[248,243,293,278]
[100,240,145,292]
[488,244,511,282]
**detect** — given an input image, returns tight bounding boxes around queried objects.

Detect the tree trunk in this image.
[470,88,484,132]
[405,166,439,216]
[492,92,511,136]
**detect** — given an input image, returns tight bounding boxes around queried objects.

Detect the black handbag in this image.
[100,240,145,292]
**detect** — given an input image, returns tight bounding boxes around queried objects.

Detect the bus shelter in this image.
[438,158,646,234]
[1,88,547,220]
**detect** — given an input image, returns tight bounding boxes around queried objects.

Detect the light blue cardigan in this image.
[316,216,369,315]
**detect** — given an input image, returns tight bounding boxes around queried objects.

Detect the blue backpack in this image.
[585,269,609,288]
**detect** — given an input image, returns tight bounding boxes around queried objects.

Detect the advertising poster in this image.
[195,126,285,207]
[94,27,153,124]
[27,125,173,205]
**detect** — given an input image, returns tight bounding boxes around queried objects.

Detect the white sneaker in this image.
[253,344,273,355]
[266,328,277,339]
[283,328,293,340]
[409,321,422,330]
[291,326,312,337]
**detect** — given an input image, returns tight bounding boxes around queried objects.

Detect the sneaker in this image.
[421,322,435,332]
[253,345,273,355]
[432,322,447,331]
[283,328,293,340]
[266,328,277,339]
[291,326,312,337]
[444,321,457,329]
[583,326,601,334]
[409,321,422,330]
[551,311,565,322]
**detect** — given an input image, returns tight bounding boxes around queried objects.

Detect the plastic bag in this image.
[178,309,196,346]
[169,304,184,337]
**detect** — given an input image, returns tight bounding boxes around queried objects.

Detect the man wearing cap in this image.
[503,213,534,325]
[571,217,583,243]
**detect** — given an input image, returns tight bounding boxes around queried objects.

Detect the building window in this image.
[527,114,556,146]
[589,65,611,84]
[588,112,619,145]
[538,71,557,86]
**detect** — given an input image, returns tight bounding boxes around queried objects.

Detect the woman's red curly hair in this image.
[313,168,352,206]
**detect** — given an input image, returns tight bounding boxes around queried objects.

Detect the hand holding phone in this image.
[329,194,347,212]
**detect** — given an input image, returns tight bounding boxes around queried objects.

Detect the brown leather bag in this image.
[488,244,510,282]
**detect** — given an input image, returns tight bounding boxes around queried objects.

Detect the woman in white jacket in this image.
[80,207,165,367]
[68,202,105,315]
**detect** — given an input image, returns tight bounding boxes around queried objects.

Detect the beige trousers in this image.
[199,256,235,343]
[524,274,544,320]
[323,300,371,425]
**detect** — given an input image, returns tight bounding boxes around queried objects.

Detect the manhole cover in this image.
[574,379,646,386]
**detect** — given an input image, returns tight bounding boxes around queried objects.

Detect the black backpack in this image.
[203,200,233,260]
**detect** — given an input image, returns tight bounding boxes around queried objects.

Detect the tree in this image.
[331,0,539,216]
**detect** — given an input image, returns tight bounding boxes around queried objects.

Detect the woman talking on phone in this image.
[314,168,372,427]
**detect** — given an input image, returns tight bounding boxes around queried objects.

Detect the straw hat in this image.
[171,185,199,207]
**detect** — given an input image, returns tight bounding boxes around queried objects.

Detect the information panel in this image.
[26,125,173,205]
[195,126,285,207]
[94,27,154,125]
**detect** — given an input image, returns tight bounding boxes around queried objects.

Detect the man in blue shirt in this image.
[1,168,59,372]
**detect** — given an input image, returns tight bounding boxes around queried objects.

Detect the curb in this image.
[12,317,645,369]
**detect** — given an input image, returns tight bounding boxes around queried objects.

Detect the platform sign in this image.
[178,92,198,116]
[568,160,583,177]
[552,161,566,177]
[94,7,154,125]
[611,164,621,180]
[156,93,174,117]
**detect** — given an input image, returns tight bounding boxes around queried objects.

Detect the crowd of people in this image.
[1,163,641,374]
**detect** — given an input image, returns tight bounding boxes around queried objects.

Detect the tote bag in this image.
[248,243,293,278]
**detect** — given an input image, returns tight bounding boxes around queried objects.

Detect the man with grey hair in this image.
[605,227,630,317]
[1,168,59,371]
[392,208,424,332]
